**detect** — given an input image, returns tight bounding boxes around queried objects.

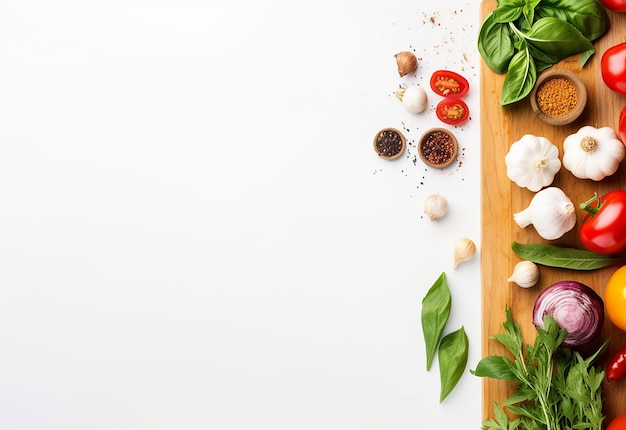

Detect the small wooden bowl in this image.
[530,69,587,126]
[418,128,458,169]
[373,127,406,160]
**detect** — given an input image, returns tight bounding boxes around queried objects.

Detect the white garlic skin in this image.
[424,193,448,221]
[513,187,576,240]
[396,86,427,114]
[508,261,539,288]
[504,134,561,192]
[453,238,476,268]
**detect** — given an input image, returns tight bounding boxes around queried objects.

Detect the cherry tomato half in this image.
[604,265,626,332]
[600,0,626,12]
[430,70,469,98]
[601,42,626,96]
[607,411,626,430]
[435,98,469,125]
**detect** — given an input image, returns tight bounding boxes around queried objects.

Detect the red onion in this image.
[532,281,604,348]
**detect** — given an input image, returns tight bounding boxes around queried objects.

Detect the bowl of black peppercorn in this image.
[373,127,406,160]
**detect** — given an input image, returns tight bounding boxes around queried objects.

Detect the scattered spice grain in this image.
[536,77,577,117]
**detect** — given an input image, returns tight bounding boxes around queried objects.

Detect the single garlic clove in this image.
[395,51,418,77]
[507,260,539,288]
[453,238,476,268]
[399,86,427,114]
[424,193,448,221]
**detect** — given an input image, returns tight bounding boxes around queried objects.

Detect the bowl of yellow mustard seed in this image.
[530,69,587,126]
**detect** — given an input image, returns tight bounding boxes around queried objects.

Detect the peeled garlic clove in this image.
[508,260,539,288]
[424,193,448,221]
[395,51,418,77]
[453,238,476,268]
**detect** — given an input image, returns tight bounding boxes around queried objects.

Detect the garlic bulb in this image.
[453,238,476,268]
[508,261,539,288]
[513,187,576,240]
[424,193,448,221]
[504,134,561,192]
[562,125,625,181]
[396,86,427,114]
[394,51,418,77]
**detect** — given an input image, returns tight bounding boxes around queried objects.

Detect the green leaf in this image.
[421,272,451,371]
[535,0,609,41]
[500,46,536,105]
[523,17,594,64]
[438,326,469,402]
[472,355,518,381]
[493,0,525,23]
[511,241,620,270]
[478,12,516,74]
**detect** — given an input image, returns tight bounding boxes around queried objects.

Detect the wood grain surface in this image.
[480,0,626,423]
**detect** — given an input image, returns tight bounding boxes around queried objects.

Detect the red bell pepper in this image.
[579,190,626,255]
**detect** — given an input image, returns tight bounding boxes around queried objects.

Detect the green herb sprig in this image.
[472,307,607,430]
[478,0,609,105]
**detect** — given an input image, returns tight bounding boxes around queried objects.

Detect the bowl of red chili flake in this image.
[373,127,406,160]
[418,128,458,169]
[530,69,587,126]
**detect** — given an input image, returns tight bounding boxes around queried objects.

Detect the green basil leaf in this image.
[438,326,469,402]
[472,355,518,381]
[579,48,595,67]
[523,17,594,63]
[500,47,536,105]
[535,0,609,41]
[511,241,620,270]
[478,12,515,74]
[493,2,524,24]
[421,272,451,371]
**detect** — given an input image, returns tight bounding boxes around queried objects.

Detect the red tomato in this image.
[619,105,626,144]
[579,190,626,254]
[601,42,626,96]
[606,345,626,381]
[600,0,626,12]
[430,70,469,98]
[607,412,626,430]
[435,98,469,125]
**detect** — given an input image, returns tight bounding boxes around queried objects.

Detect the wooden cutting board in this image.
[480,0,626,423]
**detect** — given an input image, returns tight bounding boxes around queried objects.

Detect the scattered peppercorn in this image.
[374,128,405,159]
[537,77,577,117]
[420,130,456,166]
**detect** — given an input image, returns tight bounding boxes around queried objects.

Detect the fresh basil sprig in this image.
[511,241,620,270]
[478,0,608,105]
[421,272,451,371]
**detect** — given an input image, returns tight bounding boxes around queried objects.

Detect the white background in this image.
[0,1,482,429]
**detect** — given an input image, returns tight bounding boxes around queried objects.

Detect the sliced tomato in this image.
[430,70,469,98]
[436,98,469,125]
